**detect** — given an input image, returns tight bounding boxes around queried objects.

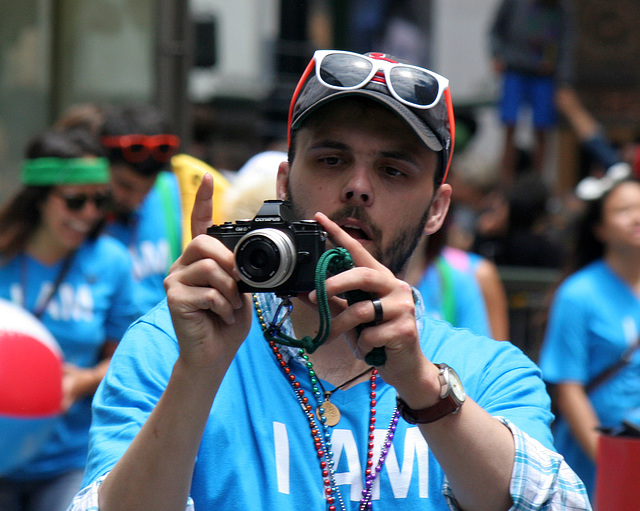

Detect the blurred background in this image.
[3,0,639,196]
[1,0,640,357]
[1,0,502,192]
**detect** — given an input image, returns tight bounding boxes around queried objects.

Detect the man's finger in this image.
[314,211,385,270]
[191,173,214,238]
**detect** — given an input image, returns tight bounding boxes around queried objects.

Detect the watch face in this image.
[449,372,466,402]
[443,366,466,404]
[396,364,466,424]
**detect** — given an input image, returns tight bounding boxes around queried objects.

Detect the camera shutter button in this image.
[298,251,311,263]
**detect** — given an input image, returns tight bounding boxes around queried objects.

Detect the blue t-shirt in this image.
[0,235,140,479]
[104,171,182,314]
[416,255,491,337]
[539,259,640,497]
[83,292,554,510]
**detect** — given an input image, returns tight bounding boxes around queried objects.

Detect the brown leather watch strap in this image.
[396,363,465,424]
[396,394,460,424]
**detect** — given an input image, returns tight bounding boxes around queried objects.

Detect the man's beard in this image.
[286,184,431,276]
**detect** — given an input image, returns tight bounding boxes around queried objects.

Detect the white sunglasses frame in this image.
[313,49,450,110]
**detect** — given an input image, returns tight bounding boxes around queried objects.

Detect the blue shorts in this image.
[499,71,556,128]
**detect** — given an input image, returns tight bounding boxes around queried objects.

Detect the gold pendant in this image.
[316,399,341,427]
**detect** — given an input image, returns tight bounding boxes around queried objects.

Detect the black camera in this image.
[207,200,327,294]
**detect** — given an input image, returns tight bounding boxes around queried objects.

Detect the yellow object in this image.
[171,154,231,249]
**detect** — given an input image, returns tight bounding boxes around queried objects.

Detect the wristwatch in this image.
[396,363,466,424]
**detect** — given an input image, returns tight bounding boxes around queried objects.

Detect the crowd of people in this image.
[0,99,236,509]
[0,4,639,509]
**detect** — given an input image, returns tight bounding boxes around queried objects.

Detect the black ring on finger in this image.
[371,298,383,324]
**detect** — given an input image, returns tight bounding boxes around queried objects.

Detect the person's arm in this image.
[539,280,599,463]
[61,341,117,411]
[315,212,514,511]
[479,419,591,511]
[418,398,514,510]
[474,258,510,340]
[97,347,230,510]
[556,382,600,461]
[97,175,253,510]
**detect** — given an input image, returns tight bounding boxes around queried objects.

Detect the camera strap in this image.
[258,247,386,366]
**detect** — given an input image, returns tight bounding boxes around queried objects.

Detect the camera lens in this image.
[249,248,269,270]
[234,228,297,288]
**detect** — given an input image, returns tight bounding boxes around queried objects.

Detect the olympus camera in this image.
[207,200,327,294]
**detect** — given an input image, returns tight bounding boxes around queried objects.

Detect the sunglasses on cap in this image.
[53,190,112,211]
[101,134,180,164]
[288,49,456,184]
[313,50,450,110]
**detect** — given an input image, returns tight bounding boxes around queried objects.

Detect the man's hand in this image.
[310,212,437,397]
[191,172,214,238]
[166,172,252,373]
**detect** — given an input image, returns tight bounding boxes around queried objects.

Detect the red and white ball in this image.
[0,298,63,475]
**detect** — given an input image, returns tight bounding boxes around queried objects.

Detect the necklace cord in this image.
[21,251,76,319]
[316,366,373,398]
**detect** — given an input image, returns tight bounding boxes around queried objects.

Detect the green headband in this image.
[21,157,110,186]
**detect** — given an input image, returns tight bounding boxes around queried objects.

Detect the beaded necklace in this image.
[254,294,400,511]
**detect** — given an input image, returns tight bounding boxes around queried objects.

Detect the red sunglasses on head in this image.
[101,134,180,163]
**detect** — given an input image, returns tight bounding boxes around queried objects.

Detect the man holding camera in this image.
[70,51,590,510]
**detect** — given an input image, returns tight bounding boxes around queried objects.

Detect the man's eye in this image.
[383,167,405,177]
[321,157,342,166]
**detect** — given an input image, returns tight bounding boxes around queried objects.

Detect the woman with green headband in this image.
[0,128,140,511]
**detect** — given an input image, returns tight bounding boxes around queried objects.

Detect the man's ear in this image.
[423,184,452,235]
[276,161,290,200]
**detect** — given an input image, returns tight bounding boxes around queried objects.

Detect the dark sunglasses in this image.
[101,134,180,163]
[53,191,111,211]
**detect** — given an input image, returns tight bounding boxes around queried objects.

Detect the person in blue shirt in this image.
[441,246,511,341]
[71,50,589,511]
[99,104,183,313]
[539,176,640,499]
[0,128,139,511]
[406,220,493,338]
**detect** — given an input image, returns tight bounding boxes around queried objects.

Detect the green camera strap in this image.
[256,247,386,366]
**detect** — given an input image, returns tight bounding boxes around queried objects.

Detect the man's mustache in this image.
[329,206,382,241]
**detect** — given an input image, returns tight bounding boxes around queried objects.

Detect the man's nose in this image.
[341,167,373,205]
